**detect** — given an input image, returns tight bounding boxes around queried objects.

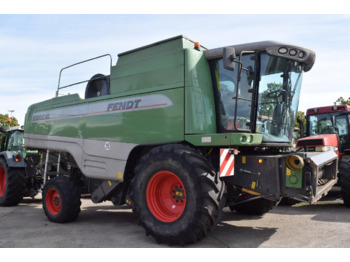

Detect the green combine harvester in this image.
[20,35,337,245]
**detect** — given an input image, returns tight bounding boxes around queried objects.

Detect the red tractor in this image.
[296,104,350,205]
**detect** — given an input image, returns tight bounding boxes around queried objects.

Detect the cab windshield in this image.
[307,113,338,136]
[256,53,303,143]
[213,52,303,144]
[308,113,350,151]
[8,131,24,151]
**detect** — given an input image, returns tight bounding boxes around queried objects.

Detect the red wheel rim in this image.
[46,188,61,215]
[146,170,186,223]
[0,166,6,197]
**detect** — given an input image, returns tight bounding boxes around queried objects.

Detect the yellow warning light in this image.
[286,168,291,175]
[251,181,256,189]
[258,159,263,164]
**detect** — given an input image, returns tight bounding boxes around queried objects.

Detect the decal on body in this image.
[32,94,173,123]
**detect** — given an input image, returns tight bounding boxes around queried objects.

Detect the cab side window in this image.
[336,115,349,151]
[213,53,255,131]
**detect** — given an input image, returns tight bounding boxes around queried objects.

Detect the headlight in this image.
[279,47,288,54]
[315,146,338,152]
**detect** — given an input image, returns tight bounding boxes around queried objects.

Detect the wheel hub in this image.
[172,186,185,203]
[53,196,60,206]
[146,170,187,223]
[46,188,61,215]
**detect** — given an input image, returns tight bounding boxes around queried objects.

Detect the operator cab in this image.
[0,127,24,152]
[305,105,350,152]
[307,111,350,152]
[205,41,315,146]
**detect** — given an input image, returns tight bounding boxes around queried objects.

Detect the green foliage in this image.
[0,113,19,128]
[258,82,283,117]
[334,96,350,105]
[295,111,306,129]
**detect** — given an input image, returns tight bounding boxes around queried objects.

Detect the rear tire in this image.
[0,159,26,206]
[131,145,226,245]
[338,155,350,207]
[42,176,81,222]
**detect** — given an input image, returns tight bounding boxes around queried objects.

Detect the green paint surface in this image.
[25,36,264,148]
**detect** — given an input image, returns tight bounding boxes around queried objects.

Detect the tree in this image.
[258,82,283,117]
[0,114,19,128]
[295,111,306,129]
[334,96,350,105]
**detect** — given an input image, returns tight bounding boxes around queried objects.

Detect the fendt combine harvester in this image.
[21,36,337,245]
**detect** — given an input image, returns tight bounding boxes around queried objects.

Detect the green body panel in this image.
[109,36,205,97]
[110,49,184,96]
[25,94,86,138]
[84,89,184,144]
[25,88,184,144]
[24,35,262,149]
[185,133,263,147]
[285,168,303,189]
[184,49,216,134]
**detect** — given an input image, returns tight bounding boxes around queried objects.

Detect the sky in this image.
[1,12,350,125]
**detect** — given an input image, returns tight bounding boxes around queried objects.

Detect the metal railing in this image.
[56,54,112,97]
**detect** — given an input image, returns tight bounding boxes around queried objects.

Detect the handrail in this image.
[56,54,112,97]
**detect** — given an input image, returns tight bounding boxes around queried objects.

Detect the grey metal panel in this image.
[24,133,137,180]
[82,139,137,180]
[24,133,84,166]
[307,150,338,166]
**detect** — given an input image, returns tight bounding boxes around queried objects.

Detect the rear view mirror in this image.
[223,47,236,71]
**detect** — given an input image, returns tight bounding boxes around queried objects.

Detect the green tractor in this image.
[0,126,41,205]
[23,36,337,245]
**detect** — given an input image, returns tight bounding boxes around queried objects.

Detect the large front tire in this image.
[42,176,81,223]
[339,155,350,207]
[0,159,26,206]
[131,145,225,245]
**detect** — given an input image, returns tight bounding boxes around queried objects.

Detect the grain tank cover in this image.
[117,35,207,57]
[109,35,206,96]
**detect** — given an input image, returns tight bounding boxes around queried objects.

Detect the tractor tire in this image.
[338,155,350,207]
[231,197,278,215]
[131,144,226,246]
[42,176,81,223]
[0,158,26,206]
